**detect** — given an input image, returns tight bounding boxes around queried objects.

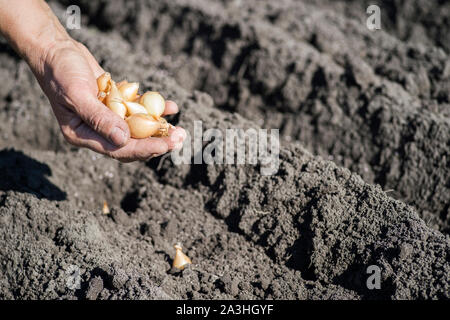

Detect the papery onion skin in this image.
[106,81,127,119]
[116,80,128,88]
[97,91,107,103]
[153,117,169,137]
[126,113,162,139]
[140,91,165,119]
[124,101,148,116]
[97,72,111,93]
[119,82,139,101]
[172,244,192,270]
[97,73,173,138]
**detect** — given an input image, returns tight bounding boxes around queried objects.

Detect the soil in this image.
[0,0,448,299]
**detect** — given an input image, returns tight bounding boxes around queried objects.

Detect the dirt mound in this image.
[0,0,448,299]
[61,0,449,233]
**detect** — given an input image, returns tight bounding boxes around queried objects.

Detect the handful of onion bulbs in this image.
[97,72,171,139]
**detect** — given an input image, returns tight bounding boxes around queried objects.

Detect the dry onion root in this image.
[96,72,170,139]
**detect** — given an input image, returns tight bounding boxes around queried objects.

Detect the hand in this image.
[32,39,186,162]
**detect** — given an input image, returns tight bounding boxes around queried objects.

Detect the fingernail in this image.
[110,127,127,146]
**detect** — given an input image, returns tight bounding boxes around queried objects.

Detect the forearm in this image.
[0,0,71,73]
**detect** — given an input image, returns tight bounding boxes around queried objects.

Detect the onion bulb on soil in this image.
[102,201,110,215]
[126,113,169,139]
[172,244,192,270]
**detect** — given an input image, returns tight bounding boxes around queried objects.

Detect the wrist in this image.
[6,1,72,77]
[23,27,72,78]
[0,0,71,75]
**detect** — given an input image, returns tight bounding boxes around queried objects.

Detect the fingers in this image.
[67,83,180,150]
[74,94,130,147]
[75,41,105,78]
[163,100,179,116]
[46,40,187,161]
[157,126,186,150]
[109,126,187,161]
[114,138,170,162]
[53,41,185,159]
[73,45,180,149]
[61,117,118,152]
[61,113,187,162]
[78,99,181,148]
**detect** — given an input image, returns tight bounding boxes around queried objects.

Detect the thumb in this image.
[75,95,130,147]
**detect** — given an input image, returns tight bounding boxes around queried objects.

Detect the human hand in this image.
[31,39,186,162]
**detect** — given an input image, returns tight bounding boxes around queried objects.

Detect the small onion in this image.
[133,94,141,102]
[140,91,165,119]
[155,117,169,137]
[116,80,128,88]
[119,82,139,101]
[124,101,148,116]
[172,244,192,270]
[96,72,173,139]
[102,201,110,215]
[126,113,167,139]
[106,81,127,119]
[96,72,111,93]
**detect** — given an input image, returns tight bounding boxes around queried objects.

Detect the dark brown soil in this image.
[0,0,448,299]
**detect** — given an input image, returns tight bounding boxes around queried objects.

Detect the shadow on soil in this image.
[0,148,66,201]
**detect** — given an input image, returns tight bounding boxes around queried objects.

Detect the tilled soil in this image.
[0,0,448,299]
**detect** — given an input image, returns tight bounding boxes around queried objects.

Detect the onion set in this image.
[172,244,192,270]
[96,72,170,138]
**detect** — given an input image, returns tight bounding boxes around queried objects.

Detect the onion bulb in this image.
[126,113,169,139]
[172,244,192,270]
[97,90,107,103]
[123,101,148,116]
[97,72,111,93]
[106,81,127,119]
[140,91,165,119]
[119,82,139,101]
[116,80,128,88]
[102,201,110,215]
[133,94,141,102]
[96,72,173,139]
